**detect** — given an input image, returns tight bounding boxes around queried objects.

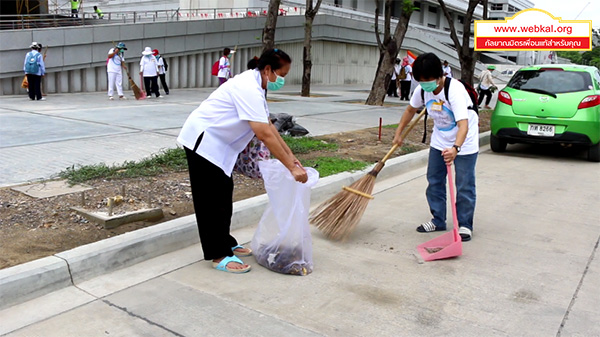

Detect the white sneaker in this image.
[109,96,114,100]
[157,95,163,99]
[458,227,472,241]
[39,97,46,101]
[119,96,127,100]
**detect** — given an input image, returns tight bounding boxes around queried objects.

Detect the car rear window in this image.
[508,70,593,94]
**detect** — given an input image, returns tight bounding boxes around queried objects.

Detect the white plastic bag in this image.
[251,159,319,275]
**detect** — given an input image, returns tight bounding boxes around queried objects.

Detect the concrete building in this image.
[0,0,494,95]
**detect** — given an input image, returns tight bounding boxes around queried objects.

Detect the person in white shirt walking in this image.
[106,42,127,100]
[139,47,161,98]
[399,57,413,101]
[442,60,453,78]
[478,65,497,109]
[393,53,479,242]
[177,48,308,274]
[218,48,232,86]
[153,49,169,95]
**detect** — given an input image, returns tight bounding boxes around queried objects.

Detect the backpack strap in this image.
[443,76,451,103]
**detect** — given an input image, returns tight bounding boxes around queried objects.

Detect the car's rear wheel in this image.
[490,134,507,152]
[588,143,600,162]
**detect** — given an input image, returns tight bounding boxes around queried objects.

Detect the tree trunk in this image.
[365,1,412,106]
[301,17,314,97]
[438,0,481,86]
[301,0,322,97]
[262,0,281,52]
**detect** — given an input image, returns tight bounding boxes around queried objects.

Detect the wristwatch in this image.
[453,145,461,153]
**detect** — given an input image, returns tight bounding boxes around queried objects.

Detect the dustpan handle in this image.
[380,107,428,164]
[447,164,460,241]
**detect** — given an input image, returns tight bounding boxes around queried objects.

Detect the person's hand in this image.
[290,165,308,183]
[139,71,142,75]
[293,157,303,168]
[392,127,404,147]
[441,147,458,164]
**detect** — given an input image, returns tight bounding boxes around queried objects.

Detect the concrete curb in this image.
[0,132,491,310]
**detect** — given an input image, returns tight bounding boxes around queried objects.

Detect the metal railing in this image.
[0,6,306,30]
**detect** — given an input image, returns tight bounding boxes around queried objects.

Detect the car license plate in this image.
[527,124,555,137]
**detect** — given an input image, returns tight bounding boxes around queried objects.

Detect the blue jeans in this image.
[426,147,477,231]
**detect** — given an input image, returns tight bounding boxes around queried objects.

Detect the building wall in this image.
[0,13,486,95]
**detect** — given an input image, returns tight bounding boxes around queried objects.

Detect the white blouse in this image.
[177,69,270,176]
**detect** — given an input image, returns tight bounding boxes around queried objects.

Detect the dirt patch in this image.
[0,110,491,269]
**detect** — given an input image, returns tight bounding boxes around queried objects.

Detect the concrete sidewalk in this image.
[0,84,413,187]
[2,146,598,337]
[0,81,504,187]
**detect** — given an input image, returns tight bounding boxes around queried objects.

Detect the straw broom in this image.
[310,107,428,241]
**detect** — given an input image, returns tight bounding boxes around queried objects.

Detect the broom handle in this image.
[380,107,428,164]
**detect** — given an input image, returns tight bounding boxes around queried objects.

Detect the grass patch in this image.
[282,135,338,154]
[383,124,398,129]
[59,147,188,184]
[303,157,369,178]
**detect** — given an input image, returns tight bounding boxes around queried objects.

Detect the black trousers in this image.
[400,80,411,101]
[478,88,492,106]
[143,76,160,97]
[158,74,169,94]
[185,146,238,260]
[26,74,42,100]
[387,79,398,97]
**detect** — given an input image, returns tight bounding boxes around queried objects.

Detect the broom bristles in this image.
[309,173,377,241]
[128,77,146,100]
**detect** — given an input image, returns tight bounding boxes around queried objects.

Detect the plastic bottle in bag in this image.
[251,159,319,275]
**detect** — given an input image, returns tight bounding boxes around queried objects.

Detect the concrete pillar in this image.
[69,70,82,93]
[57,72,69,93]
[82,68,96,92]
[188,55,196,88]
[171,57,179,89]
[179,56,188,88]
[5,77,15,95]
[96,67,108,92]
[195,54,203,87]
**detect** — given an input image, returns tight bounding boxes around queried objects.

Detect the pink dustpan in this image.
[417,164,462,261]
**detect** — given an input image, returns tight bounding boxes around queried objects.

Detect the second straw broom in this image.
[309,107,427,241]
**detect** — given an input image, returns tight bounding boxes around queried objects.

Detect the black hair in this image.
[412,53,443,81]
[247,56,259,70]
[257,48,292,71]
[93,5,98,9]
[223,48,230,56]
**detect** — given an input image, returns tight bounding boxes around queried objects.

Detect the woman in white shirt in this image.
[177,49,308,274]
[217,48,231,86]
[139,47,161,98]
[393,53,479,242]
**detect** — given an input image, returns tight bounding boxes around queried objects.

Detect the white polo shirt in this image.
[140,55,158,77]
[177,69,270,176]
[410,79,479,155]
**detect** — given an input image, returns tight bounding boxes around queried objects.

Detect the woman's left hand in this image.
[441,147,458,164]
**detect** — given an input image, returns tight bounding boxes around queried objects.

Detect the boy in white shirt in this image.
[139,47,161,98]
[393,53,478,241]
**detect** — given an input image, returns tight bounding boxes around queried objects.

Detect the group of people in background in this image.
[388,57,498,111]
[140,47,169,98]
[388,57,413,101]
[104,42,170,100]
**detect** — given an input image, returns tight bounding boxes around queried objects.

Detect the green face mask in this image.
[267,71,285,91]
[420,80,438,92]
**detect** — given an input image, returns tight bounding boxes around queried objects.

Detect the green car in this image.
[490,64,600,162]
